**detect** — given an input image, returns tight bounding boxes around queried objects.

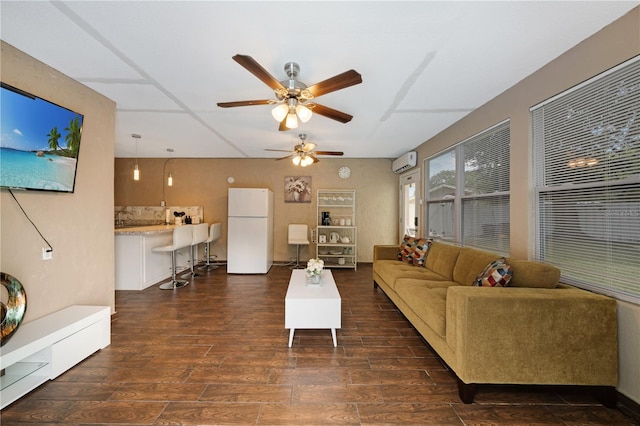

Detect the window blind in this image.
[461,122,510,253]
[425,121,510,254]
[532,56,640,303]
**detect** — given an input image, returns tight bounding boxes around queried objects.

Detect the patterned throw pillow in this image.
[473,257,513,287]
[411,238,432,267]
[398,235,417,264]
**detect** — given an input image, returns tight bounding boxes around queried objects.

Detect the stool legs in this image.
[159,250,189,290]
[199,242,219,271]
[186,245,202,278]
[290,244,302,269]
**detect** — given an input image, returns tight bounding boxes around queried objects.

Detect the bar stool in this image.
[288,224,309,269]
[187,223,210,278]
[152,224,193,290]
[199,222,222,271]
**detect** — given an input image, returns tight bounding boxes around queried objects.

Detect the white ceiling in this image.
[2,1,638,160]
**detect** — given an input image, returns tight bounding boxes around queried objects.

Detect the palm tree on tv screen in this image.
[64,116,81,158]
[47,126,61,153]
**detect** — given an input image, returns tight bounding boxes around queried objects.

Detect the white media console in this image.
[0,305,111,409]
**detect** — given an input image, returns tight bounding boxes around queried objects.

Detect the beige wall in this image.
[115,157,399,262]
[412,7,640,404]
[1,41,116,320]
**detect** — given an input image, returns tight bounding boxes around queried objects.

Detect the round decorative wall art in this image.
[1,272,27,347]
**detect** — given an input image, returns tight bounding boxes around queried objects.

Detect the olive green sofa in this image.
[373,241,618,405]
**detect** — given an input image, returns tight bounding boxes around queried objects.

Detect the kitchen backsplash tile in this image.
[115,206,203,227]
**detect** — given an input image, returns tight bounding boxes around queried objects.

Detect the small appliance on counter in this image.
[173,211,185,225]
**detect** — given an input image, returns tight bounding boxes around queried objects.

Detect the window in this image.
[425,121,510,254]
[532,56,640,304]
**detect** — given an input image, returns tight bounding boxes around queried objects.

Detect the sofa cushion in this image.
[411,238,432,267]
[398,235,418,264]
[507,259,561,288]
[424,242,461,280]
[375,260,448,290]
[472,257,513,287]
[395,281,451,337]
[453,247,505,286]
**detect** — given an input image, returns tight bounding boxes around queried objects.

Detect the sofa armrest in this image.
[373,245,400,261]
[446,286,617,386]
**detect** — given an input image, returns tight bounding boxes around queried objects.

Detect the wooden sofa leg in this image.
[457,379,476,404]
[595,386,617,409]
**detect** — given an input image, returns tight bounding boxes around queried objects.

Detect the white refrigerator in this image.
[227,188,274,274]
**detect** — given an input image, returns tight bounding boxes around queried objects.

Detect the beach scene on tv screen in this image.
[1,86,83,191]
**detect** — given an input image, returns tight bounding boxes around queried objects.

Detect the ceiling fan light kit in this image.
[218,54,362,130]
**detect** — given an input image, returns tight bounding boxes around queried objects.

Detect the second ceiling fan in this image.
[266,133,343,167]
[217,54,362,130]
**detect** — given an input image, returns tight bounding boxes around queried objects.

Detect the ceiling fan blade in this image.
[306,69,362,97]
[311,103,353,123]
[264,149,292,153]
[311,155,319,163]
[301,142,317,152]
[278,119,288,131]
[232,54,286,91]
[275,155,292,161]
[315,151,344,156]
[217,100,274,108]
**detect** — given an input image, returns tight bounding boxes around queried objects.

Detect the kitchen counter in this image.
[114,224,176,235]
[115,224,196,290]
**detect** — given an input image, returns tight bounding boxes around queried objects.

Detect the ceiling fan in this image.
[266,133,343,167]
[217,54,362,131]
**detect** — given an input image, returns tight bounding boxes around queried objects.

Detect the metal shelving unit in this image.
[316,189,356,270]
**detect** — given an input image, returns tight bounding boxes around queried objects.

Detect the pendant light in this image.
[132,134,141,180]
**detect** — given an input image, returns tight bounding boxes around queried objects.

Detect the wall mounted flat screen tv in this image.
[1,82,84,193]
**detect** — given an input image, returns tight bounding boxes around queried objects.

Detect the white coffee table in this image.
[285,269,341,347]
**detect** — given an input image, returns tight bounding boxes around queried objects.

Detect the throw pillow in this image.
[473,257,513,287]
[411,238,432,267]
[398,235,417,264]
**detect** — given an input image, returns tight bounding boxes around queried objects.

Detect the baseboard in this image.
[617,391,640,424]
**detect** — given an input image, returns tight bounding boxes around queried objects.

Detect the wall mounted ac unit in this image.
[392,151,417,174]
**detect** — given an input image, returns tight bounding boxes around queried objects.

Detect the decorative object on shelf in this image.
[341,236,350,243]
[338,166,351,179]
[285,176,312,203]
[321,211,332,226]
[1,272,27,347]
[319,234,327,243]
[306,258,324,284]
[330,232,340,243]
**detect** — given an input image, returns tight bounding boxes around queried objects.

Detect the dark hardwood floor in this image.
[2,263,637,425]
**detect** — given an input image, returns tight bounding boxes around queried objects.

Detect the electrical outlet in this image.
[42,248,53,260]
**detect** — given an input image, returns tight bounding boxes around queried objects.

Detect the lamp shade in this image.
[167,173,173,187]
[285,113,299,129]
[296,104,312,123]
[133,164,140,181]
[271,104,289,122]
[300,155,314,167]
[292,155,302,166]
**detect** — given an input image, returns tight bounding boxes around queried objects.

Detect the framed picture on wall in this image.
[284,176,312,203]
